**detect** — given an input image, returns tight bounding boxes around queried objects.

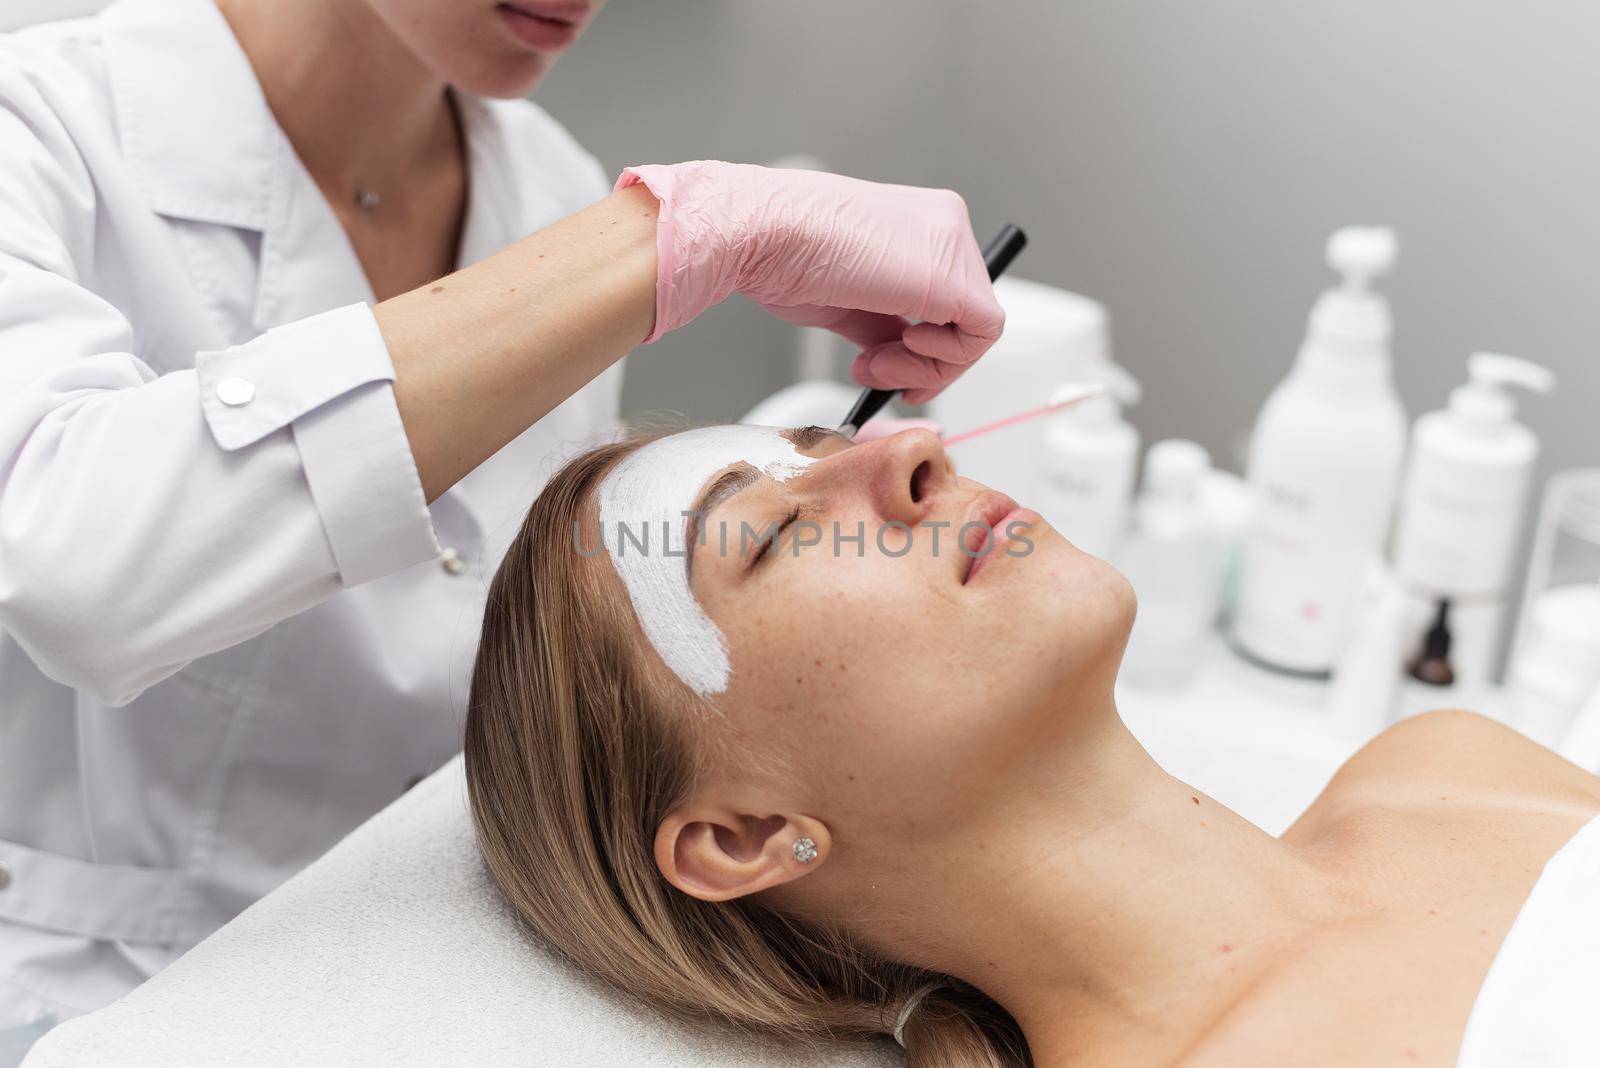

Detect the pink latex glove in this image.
[616,161,1005,404]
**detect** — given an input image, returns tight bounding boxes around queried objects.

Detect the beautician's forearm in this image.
[376,184,658,502]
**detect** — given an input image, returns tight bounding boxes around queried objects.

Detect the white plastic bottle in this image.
[1231,227,1408,676]
[928,277,1110,507]
[1391,352,1554,683]
[1325,561,1410,738]
[1036,364,1142,559]
[1509,580,1600,748]
[1561,679,1600,774]
[1117,440,1229,689]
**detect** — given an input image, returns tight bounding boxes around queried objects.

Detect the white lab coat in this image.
[0,0,622,1026]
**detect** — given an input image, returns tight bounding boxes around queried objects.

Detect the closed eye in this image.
[751,506,802,570]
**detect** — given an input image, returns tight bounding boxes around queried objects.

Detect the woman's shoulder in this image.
[1288,710,1600,843]
[1213,714,1600,1068]
[1348,709,1599,798]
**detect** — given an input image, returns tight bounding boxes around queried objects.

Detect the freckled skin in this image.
[685,429,1133,841]
[602,428,1600,1066]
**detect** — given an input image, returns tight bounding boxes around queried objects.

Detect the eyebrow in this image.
[687,426,838,523]
[685,466,761,564]
[683,426,843,573]
[788,424,836,450]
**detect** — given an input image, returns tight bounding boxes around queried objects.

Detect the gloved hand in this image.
[616,161,1005,403]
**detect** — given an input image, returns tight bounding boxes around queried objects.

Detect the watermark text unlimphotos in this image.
[573,514,1035,561]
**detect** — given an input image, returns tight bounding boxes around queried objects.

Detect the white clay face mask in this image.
[598,425,817,696]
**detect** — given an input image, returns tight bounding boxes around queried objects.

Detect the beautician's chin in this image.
[365,0,597,100]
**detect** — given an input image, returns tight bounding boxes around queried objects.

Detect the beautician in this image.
[0,0,1004,1029]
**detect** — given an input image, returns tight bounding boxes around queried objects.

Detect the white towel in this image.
[1457,814,1600,1068]
[23,756,898,1068]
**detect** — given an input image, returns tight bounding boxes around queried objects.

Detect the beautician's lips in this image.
[495,1,589,52]
[959,492,1032,585]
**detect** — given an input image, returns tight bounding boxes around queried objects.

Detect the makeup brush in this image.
[940,381,1106,447]
[837,224,1027,438]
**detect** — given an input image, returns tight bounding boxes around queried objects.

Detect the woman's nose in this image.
[842,427,954,526]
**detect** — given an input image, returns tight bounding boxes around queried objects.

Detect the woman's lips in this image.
[959,493,1036,585]
[496,2,588,52]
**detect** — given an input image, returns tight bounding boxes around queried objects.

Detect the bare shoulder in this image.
[1350,709,1599,797]
[1219,712,1600,1068]
[1290,710,1600,840]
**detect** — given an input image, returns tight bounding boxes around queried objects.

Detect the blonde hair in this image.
[464,433,1030,1067]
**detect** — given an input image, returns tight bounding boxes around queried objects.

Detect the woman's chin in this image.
[442,50,554,99]
[1011,536,1136,661]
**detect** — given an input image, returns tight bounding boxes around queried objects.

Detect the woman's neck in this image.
[880,710,1359,1065]
[215,0,460,197]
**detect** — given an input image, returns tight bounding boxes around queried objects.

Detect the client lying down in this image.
[464,424,1600,1067]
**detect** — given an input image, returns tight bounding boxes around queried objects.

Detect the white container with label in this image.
[1036,364,1141,559]
[1231,227,1408,676]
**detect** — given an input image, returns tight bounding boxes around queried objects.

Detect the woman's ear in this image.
[654,801,831,902]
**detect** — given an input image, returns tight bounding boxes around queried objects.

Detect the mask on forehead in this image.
[597,426,817,696]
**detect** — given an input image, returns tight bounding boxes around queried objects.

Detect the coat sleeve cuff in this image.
[195,303,399,449]
[195,303,439,587]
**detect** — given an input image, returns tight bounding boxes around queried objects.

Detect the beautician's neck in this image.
[897,712,1353,1066]
[215,0,458,192]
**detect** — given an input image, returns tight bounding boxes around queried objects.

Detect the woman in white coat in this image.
[0,0,1005,1033]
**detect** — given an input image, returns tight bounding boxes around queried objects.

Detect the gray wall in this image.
[9,1,1596,479]
[531,0,1597,484]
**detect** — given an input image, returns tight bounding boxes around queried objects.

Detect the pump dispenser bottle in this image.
[1036,364,1142,559]
[1232,227,1408,676]
[1392,352,1554,681]
[1118,440,1229,690]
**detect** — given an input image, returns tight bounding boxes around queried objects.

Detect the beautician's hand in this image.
[616,161,1005,403]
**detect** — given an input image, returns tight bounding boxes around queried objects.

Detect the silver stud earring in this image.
[792,837,818,864]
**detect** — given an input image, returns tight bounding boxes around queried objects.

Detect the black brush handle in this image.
[837,224,1027,435]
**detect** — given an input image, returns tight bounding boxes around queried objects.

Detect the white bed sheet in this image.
[25,645,1378,1067]
[23,757,896,1068]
